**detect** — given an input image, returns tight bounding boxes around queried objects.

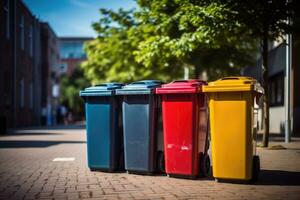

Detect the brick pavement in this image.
[0,125,299,200]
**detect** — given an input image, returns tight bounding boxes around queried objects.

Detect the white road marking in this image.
[52,157,75,162]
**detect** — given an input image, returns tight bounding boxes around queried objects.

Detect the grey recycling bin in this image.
[116,80,164,174]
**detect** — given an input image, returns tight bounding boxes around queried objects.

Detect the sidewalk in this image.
[0,126,299,200]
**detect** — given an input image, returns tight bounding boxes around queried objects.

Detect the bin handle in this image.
[173,80,188,83]
[95,83,124,87]
[130,80,164,85]
[220,77,254,81]
[172,80,188,83]
[131,82,146,85]
[220,77,240,80]
[95,84,108,87]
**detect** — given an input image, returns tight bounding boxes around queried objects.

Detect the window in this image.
[19,78,24,108]
[59,41,86,59]
[29,25,33,56]
[20,15,25,50]
[59,63,68,73]
[29,82,33,109]
[3,70,10,106]
[269,73,284,106]
[4,0,9,39]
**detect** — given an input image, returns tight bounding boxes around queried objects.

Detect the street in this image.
[0,125,300,200]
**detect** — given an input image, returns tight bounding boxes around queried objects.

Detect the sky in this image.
[23,0,137,37]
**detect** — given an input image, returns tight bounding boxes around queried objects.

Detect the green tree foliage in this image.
[134,0,297,146]
[82,1,258,83]
[82,8,183,84]
[134,0,258,79]
[60,67,90,116]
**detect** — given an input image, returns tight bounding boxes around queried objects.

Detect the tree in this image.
[228,0,295,147]
[83,1,259,83]
[134,0,297,147]
[60,67,90,116]
[134,0,258,79]
[82,8,183,84]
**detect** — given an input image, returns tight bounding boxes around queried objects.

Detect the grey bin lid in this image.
[80,82,124,96]
[116,80,163,95]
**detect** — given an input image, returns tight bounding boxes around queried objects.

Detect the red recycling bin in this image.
[156,80,210,177]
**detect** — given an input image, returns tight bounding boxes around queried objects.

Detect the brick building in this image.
[0,0,14,129]
[0,0,42,128]
[59,37,93,76]
[0,0,59,129]
[40,23,60,125]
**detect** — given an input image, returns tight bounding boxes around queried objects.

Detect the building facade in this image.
[59,37,93,76]
[40,23,60,125]
[0,0,14,130]
[0,0,42,128]
[0,0,60,129]
[242,36,300,135]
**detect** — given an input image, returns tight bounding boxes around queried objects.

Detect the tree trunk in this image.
[262,31,270,147]
[194,65,200,79]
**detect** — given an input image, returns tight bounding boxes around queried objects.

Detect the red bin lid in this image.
[156,80,207,94]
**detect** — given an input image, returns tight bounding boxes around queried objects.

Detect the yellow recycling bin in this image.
[203,77,264,182]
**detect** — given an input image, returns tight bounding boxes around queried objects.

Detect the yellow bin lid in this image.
[203,76,264,93]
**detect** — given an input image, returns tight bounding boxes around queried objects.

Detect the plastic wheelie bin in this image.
[156,80,210,178]
[80,83,124,172]
[116,80,164,174]
[203,77,264,182]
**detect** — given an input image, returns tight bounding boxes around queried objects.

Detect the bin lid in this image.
[156,80,207,94]
[202,76,264,93]
[116,80,163,95]
[79,82,124,96]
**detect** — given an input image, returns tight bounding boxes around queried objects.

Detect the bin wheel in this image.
[206,141,210,152]
[90,168,96,172]
[119,151,125,170]
[157,151,165,173]
[252,155,260,182]
[200,154,211,177]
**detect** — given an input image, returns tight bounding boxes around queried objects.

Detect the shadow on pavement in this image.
[0,140,85,148]
[257,170,300,186]
[1,124,86,136]
[5,124,86,133]
[42,124,86,130]
[1,132,64,136]
[257,133,300,142]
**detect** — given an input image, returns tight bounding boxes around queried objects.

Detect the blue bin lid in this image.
[116,80,163,95]
[80,82,124,96]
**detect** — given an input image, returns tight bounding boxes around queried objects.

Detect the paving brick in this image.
[1,127,300,200]
[79,191,92,198]
[91,191,105,198]
[67,193,80,199]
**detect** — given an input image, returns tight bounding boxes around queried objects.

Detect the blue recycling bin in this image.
[80,83,124,172]
[116,80,164,174]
